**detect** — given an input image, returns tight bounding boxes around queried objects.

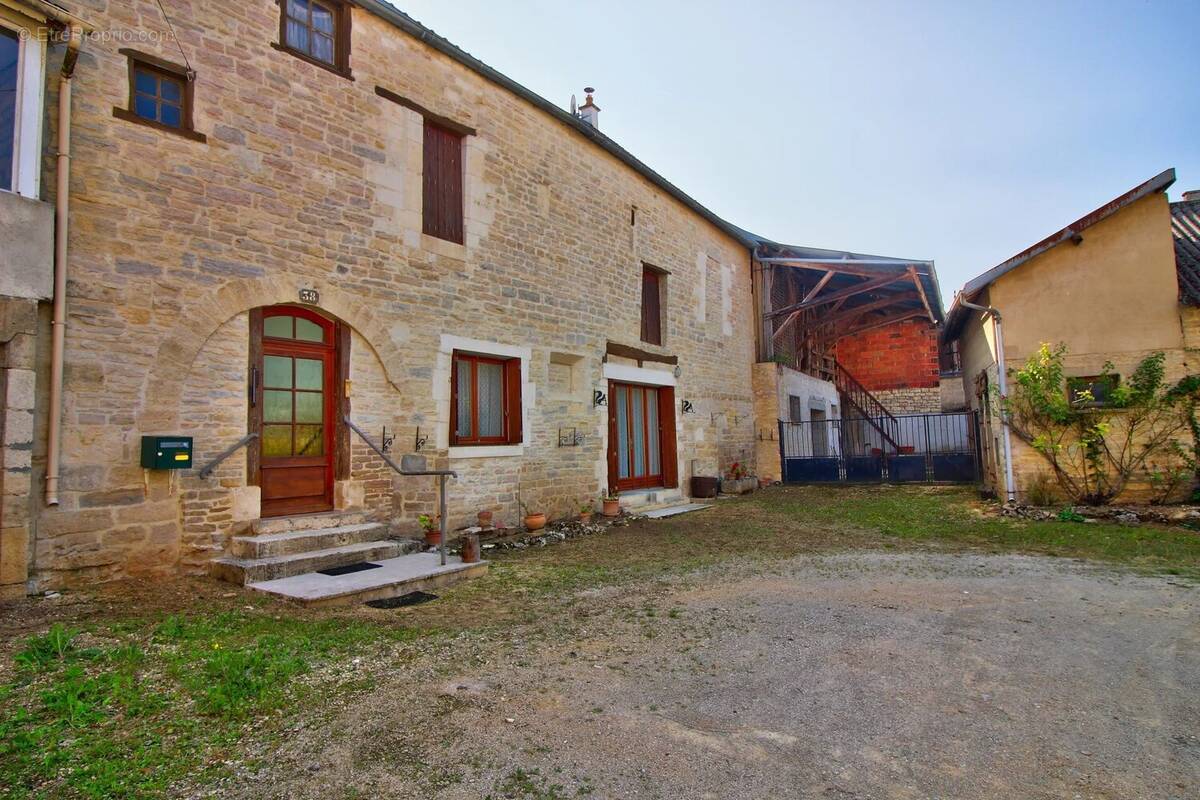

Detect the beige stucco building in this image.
[943,169,1200,503]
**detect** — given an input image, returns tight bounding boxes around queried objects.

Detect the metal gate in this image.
[779,411,980,484]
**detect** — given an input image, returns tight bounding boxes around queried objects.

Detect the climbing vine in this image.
[1003,344,1200,504]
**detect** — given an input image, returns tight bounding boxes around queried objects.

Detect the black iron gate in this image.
[779,411,980,484]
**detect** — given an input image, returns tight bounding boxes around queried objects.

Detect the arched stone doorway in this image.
[249,304,351,517]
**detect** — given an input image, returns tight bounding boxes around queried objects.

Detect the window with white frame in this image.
[0,11,46,198]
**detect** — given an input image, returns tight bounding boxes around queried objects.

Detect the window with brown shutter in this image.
[451,352,522,445]
[641,267,662,345]
[423,120,465,244]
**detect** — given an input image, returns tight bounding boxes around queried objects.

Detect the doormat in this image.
[366,591,438,609]
[317,561,382,576]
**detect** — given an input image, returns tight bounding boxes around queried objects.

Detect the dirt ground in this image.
[210,551,1200,800]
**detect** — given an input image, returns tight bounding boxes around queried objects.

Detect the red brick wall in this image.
[835,319,940,390]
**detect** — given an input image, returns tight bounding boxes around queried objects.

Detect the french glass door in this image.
[610,382,663,491]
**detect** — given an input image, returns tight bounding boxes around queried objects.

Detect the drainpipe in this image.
[959,298,1016,504]
[45,27,81,506]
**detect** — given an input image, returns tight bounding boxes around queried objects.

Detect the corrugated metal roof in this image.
[1172,199,1200,305]
[943,168,1177,341]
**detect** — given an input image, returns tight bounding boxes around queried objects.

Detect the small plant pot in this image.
[602,499,621,517]
[523,513,547,531]
[759,477,773,489]
[423,529,441,547]
[579,512,594,524]
[460,533,480,564]
[477,510,494,528]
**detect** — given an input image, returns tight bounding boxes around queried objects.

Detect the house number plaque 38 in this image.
[298,288,320,304]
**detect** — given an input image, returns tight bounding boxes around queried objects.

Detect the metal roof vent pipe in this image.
[578,87,600,129]
[1183,190,1200,202]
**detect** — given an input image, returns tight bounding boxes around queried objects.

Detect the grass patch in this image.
[0,613,420,799]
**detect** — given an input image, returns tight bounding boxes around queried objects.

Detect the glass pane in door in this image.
[616,387,629,479]
[646,388,660,475]
[631,389,645,478]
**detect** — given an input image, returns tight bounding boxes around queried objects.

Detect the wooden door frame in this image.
[247,305,351,515]
[607,380,678,493]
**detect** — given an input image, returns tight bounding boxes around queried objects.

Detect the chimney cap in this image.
[1184,189,1200,202]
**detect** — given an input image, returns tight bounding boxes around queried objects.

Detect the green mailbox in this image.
[140,436,193,470]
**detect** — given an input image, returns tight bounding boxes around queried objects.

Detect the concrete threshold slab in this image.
[641,503,713,519]
[248,551,488,608]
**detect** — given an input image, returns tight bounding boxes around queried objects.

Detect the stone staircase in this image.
[211,510,422,585]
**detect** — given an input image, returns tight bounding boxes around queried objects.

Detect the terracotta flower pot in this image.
[477,510,493,527]
[579,512,593,524]
[460,533,480,564]
[523,513,547,531]
[423,529,441,547]
[602,499,621,517]
[759,477,773,489]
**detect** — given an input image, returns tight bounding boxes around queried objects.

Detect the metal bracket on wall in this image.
[380,426,395,453]
[413,426,427,452]
[558,427,585,447]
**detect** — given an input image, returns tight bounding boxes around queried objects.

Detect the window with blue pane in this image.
[133,66,185,129]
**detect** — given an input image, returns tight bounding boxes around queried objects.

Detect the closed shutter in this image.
[423,120,464,244]
[641,268,661,345]
[658,387,678,488]
[504,358,523,444]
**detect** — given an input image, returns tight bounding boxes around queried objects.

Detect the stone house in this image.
[942,168,1200,503]
[0,0,947,597]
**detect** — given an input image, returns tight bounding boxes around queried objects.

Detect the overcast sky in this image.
[395,0,1199,307]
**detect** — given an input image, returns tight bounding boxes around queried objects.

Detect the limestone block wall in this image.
[871,387,942,415]
[1,299,38,598]
[24,0,757,589]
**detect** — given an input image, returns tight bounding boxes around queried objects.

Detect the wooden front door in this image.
[608,381,678,492]
[254,306,337,517]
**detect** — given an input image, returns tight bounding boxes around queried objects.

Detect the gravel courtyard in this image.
[230,550,1200,800]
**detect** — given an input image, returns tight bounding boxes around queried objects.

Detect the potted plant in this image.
[477,509,494,528]
[579,501,594,524]
[418,513,441,547]
[519,498,546,531]
[601,488,621,517]
[721,462,754,495]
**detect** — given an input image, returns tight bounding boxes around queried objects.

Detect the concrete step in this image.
[248,552,489,608]
[251,510,371,536]
[619,488,686,513]
[212,540,420,585]
[231,522,393,559]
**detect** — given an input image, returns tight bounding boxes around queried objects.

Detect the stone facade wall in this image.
[25,0,756,590]
[836,319,940,391]
[871,387,942,415]
[1,299,38,599]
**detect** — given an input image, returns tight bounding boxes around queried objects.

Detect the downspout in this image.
[45,27,81,506]
[959,298,1016,503]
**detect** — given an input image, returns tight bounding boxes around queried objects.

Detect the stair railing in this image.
[197,432,259,479]
[344,416,458,566]
[833,362,901,453]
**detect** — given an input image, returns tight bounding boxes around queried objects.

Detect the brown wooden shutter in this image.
[641,268,661,345]
[504,358,523,444]
[449,356,460,445]
[422,120,464,244]
[658,386,678,488]
[606,381,618,492]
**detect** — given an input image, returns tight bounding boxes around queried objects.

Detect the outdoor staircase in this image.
[833,361,901,453]
[211,511,421,585]
[211,510,487,607]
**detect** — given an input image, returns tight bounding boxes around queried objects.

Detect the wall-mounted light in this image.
[593,389,608,407]
[681,400,695,415]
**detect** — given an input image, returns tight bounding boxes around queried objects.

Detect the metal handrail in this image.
[343,416,457,565]
[197,432,259,479]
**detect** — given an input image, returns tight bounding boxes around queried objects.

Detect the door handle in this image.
[249,367,259,407]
